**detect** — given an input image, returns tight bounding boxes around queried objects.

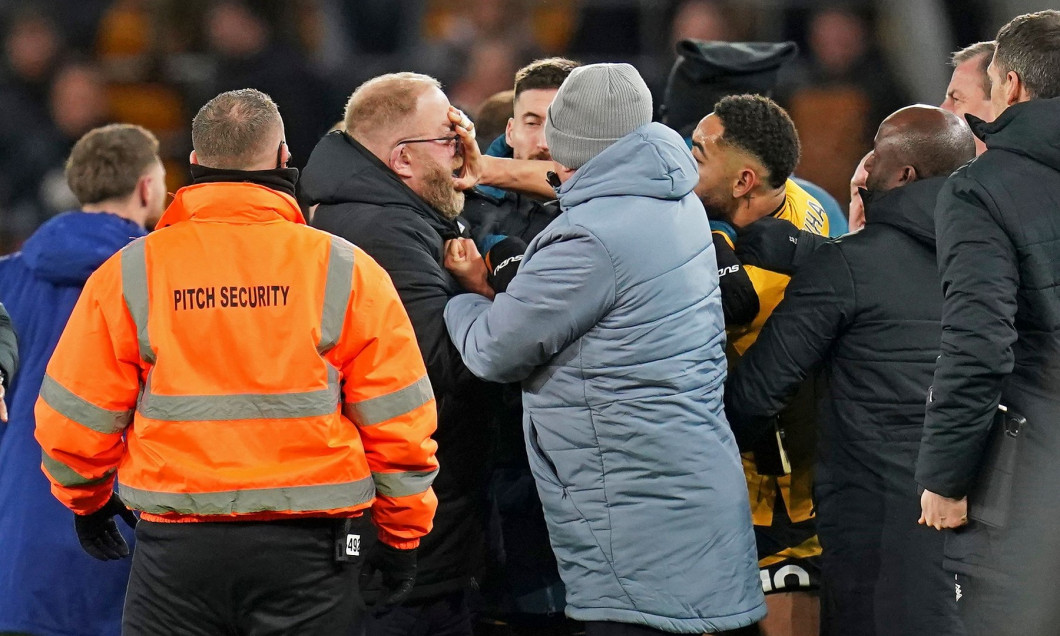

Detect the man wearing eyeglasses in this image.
[302,73,490,636]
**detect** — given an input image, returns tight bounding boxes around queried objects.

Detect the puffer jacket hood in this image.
[20,212,145,286]
[971,97,1060,171]
[556,122,699,208]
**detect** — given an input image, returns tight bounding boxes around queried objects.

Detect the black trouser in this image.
[366,589,473,636]
[123,517,368,635]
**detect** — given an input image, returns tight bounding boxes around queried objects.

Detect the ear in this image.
[137,174,151,207]
[898,165,917,185]
[504,117,515,147]
[389,145,415,179]
[189,150,199,165]
[279,142,291,168]
[1006,70,1023,106]
[732,167,759,199]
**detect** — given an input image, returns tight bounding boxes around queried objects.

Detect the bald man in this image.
[725,105,974,636]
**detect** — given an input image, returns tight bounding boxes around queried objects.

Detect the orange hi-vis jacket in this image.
[35,181,439,548]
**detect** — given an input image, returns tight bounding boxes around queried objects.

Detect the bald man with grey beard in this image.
[724,105,974,636]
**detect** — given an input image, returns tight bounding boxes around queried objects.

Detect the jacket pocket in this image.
[524,414,563,489]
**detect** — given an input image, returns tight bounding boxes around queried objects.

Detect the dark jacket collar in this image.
[967,97,1060,170]
[189,164,299,198]
[861,177,947,248]
[301,131,465,238]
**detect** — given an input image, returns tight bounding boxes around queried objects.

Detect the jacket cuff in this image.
[914,462,971,500]
[378,530,419,550]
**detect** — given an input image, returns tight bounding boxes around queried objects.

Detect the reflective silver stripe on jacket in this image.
[119,476,376,515]
[41,452,115,487]
[38,374,133,434]
[318,236,355,354]
[344,375,434,427]
[372,469,438,498]
[121,238,155,364]
[138,365,341,422]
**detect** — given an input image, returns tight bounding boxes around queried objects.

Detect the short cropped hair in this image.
[994,10,1060,100]
[514,58,580,101]
[713,94,800,189]
[951,41,996,99]
[65,124,160,205]
[191,89,281,169]
[344,73,442,144]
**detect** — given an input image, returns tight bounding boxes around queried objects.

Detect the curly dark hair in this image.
[712,95,800,189]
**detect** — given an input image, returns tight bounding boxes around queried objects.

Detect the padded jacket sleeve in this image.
[444,225,617,384]
[726,241,855,448]
[916,175,1018,498]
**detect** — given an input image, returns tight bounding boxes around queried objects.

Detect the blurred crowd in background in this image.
[0,0,1044,254]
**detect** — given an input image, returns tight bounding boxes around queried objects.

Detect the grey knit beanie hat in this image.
[545,63,653,170]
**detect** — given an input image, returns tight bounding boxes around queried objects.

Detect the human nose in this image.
[535,129,548,152]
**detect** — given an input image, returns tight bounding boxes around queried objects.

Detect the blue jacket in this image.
[445,123,765,633]
[0,211,144,636]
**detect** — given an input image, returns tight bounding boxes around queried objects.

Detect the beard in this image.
[697,190,735,223]
[515,148,551,162]
[421,157,465,220]
[864,170,888,194]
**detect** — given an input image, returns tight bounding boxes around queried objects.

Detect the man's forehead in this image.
[411,87,451,129]
[957,54,988,73]
[956,57,988,83]
[693,114,724,146]
[515,88,558,115]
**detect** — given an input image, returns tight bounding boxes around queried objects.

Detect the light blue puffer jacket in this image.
[445,122,764,633]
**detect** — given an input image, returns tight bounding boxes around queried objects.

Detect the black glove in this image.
[484,236,528,294]
[364,541,417,612]
[723,385,777,452]
[736,215,824,276]
[74,493,137,561]
[712,229,759,326]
